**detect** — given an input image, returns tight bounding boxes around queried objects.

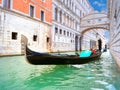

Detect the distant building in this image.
[108,0,120,68]
[0,0,52,55]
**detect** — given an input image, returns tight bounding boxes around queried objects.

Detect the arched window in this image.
[55,27,58,34]
[55,8,58,21]
[46,37,50,43]
[64,30,66,36]
[67,31,69,37]
[60,29,62,34]
[59,11,62,23]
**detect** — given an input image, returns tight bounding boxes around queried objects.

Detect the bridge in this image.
[80,11,109,34]
[75,11,110,51]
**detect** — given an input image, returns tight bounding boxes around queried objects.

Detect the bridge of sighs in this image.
[75,12,109,51]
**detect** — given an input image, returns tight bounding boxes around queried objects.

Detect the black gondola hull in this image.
[25,46,102,65]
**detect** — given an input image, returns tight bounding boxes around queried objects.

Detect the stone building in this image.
[0,0,52,55]
[108,0,120,68]
[51,0,94,52]
[0,0,108,56]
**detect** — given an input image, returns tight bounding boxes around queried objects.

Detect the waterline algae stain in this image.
[0,51,120,90]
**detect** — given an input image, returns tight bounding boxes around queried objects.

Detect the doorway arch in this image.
[75,36,79,51]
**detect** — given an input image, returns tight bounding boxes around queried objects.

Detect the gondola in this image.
[25,46,102,65]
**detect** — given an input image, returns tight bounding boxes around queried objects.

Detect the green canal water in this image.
[0,51,120,90]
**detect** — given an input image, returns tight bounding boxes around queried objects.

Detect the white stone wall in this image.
[82,30,97,50]
[52,0,81,52]
[0,9,51,55]
[108,0,120,68]
[52,0,93,52]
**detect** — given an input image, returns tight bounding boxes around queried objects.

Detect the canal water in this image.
[0,51,120,90]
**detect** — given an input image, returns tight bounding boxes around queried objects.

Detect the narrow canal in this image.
[0,51,120,90]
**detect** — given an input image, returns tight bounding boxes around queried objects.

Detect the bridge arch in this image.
[81,27,109,35]
[79,12,110,51]
[79,27,109,51]
[80,12,109,34]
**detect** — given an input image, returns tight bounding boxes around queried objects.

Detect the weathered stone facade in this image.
[0,0,52,55]
[0,8,52,55]
[108,0,120,68]
[0,0,109,56]
[52,0,94,52]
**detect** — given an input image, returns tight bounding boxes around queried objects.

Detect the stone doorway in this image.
[21,35,27,54]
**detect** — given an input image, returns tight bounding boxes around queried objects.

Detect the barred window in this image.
[33,35,37,41]
[60,29,62,34]
[55,27,58,34]
[12,32,17,40]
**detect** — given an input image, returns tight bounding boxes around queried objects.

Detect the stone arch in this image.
[81,12,108,19]
[80,11,110,51]
[21,34,28,54]
[80,27,109,51]
[81,27,109,35]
